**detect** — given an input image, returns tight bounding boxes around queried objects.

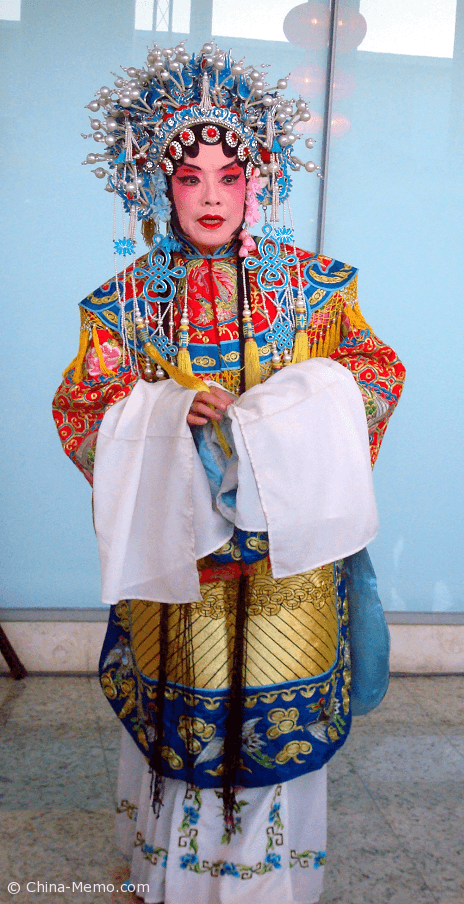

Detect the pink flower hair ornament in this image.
[239,169,266,258]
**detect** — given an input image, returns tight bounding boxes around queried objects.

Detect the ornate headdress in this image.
[83,41,318,249]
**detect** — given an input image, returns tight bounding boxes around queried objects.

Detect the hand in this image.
[187,385,231,426]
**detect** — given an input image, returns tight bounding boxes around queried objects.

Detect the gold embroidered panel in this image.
[129,564,338,690]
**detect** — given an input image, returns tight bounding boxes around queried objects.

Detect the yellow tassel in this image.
[141,218,156,247]
[177,347,194,376]
[92,325,114,376]
[244,337,262,390]
[62,309,90,383]
[346,301,372,333]
[292,330,309,364]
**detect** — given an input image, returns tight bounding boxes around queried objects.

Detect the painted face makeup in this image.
[171,142,247,255]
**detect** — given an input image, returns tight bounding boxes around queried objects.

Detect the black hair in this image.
[170,122,243,174]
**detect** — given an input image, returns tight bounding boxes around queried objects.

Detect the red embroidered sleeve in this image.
[331,310,405,466]
[52,321,137,485]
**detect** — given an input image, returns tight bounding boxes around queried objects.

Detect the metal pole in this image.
[316,0,340,255]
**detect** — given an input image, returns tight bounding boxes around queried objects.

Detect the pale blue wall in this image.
[1,0,462,610]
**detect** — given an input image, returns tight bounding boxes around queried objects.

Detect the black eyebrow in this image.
[175,160,240,173]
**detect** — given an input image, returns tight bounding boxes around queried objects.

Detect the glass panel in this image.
[324,0,464,611]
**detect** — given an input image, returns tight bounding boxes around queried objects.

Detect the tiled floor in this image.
[0,676,462,904]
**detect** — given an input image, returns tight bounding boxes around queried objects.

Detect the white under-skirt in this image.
[116,729,327,904]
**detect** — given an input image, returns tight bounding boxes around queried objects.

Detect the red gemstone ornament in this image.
[180,129,195,146]
[201,125,220,143]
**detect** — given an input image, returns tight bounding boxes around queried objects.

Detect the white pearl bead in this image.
[120,96,132,107]
[93,167,106,178]
[299,111,311,122]
[99,86,111,97]
[305,161,316,172]
[93,130,104,141]
[129,88,140,99]
[262,94,274,107]
[105,135,116,146]
[305,138,315,149]
[86,153,97,164]
[202,43,213,53]
[90,119,102,129]
[231,64,243,76]
[127,67,137,77]
[106,118,118,131]
[88,100,100,112]
[277,78,288,90]
[114,78,125,88]
[278,135,292,147]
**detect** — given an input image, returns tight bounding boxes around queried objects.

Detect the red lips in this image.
[197,216,225,229]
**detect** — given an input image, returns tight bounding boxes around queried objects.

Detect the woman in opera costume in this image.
[53,42,405,904]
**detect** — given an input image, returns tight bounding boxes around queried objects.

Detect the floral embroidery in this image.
[264,852,282,868]
[183,805,200,826]
[290,849,326,869]
[141,842,168,868]
[180,852,199,869]
[219,862,240,876]
[85,340,122,377]
[116,798,138,821]
[213,789,249,844]
[177,785,286,877]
